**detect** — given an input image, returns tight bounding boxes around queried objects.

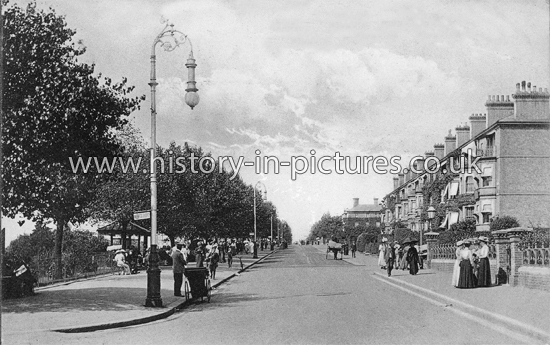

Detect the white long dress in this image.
[378,244,386,267]
[451,247,461,286]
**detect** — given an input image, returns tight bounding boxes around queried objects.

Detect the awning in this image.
[482,166,493,177]
[449,181,460,196]
[441,183,450,202]
[439,214,449,229]
[449,212,459,226]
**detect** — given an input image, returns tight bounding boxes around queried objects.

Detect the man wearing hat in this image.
[171,242,187,296]
[477,236,491,287]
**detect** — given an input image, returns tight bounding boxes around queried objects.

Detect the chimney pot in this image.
[516,83,520,91]
[522,81,526,91]
[373,198,379,206]
[532,86,536,93]
[353,198,359,208]
[527,82,531,91]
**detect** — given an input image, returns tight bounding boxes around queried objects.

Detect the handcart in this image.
[184,267,211,302]
[326,241,343,260]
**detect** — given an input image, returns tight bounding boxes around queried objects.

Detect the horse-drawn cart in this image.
[326,241,343,260]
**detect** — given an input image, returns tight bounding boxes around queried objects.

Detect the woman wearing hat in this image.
[451,240,464,287]
[477,236,492,287]
[457,240,476,288]
[378,238,387,270]
[404,238,420,275]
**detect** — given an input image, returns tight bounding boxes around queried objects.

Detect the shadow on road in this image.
[1,287,175,314]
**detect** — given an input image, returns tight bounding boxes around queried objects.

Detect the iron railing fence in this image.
[31,251,117,287]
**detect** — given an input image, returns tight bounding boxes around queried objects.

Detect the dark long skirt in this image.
[407,247,420,275]
[477,257,491,287]
[457,259,476,288]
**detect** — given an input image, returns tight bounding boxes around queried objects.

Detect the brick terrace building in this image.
[382,81,549,233]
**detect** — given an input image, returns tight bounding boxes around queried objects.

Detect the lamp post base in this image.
[145,244,163,307]
[253,241,258,259]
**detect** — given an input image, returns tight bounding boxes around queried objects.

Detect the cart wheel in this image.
[206,279,211,303]
[184,281,190,301]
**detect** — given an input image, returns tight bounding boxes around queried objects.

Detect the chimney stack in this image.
[434,144,444,160]
[512,81,550,120]
[455,124,471,148]
[444,130,456,156]
[373,198,379,206]
[398,173,404,186]
[469,113,487,138]
[393,176,399,190]
[485,94,514,127]
[353,198,359,208]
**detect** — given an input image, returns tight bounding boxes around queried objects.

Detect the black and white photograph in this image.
[1,0,550,344]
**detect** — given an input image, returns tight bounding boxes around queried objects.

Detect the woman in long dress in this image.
[399,244,409,270]
[378,239,387,269]
[457,241,477,288]
[451,240,463,287]
[406,241,420,275]
[477,236,492,287]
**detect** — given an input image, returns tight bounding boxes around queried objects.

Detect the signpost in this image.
[133,210,151,221]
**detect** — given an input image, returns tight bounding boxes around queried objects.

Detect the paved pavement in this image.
[2,249,274,335]
[3,244,550,343]
[312,244,550,344]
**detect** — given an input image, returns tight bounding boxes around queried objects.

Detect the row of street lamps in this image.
[145,23,281,306]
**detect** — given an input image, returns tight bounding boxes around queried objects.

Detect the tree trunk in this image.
[54,219,65,280]
[168,235,175,248]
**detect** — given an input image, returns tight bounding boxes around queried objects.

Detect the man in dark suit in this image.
[384,242,396,277]
[171,242,187,296]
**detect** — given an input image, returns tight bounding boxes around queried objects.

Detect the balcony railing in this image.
[476,146,495,157]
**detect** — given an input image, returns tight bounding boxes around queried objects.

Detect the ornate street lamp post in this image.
[424,206,436,247]
[253,181,267,259]
[146,21,199,307]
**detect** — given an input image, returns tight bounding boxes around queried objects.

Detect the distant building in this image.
[343,198,382,228]
[382,81,549,233]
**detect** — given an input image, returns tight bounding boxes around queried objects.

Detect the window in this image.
[466,176,474,193]
[482,213,491,223]
[482,176,492,187]
[465,207,474,219]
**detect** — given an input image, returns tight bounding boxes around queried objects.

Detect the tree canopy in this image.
[2,2,144,278]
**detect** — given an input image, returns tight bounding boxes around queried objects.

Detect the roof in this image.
[97,221,151,236]
[347,204,382,213]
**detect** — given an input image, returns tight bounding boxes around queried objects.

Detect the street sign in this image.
[249,232,254,236]
[133,210,151,221]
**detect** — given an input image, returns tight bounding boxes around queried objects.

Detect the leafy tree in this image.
[490,216,520,231]
[88,123,149,248]
[308,213,343,242]
[2,2,144,278]
[5,221,55,264]
[438,219,477,244]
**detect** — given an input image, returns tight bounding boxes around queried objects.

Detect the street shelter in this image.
[97,221,150,252]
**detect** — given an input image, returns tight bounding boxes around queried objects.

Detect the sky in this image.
[2,0,549,244]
